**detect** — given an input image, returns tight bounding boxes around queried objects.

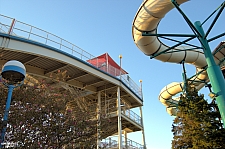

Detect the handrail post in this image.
[45,33,49,44]
[8,18,15,35]
[28,26,32,39]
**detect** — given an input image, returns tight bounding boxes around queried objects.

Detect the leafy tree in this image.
[172,85,225,149]
[0,76,115,148]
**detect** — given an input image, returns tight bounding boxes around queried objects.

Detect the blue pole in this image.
[0,85,14,147]
[194,21,225,127]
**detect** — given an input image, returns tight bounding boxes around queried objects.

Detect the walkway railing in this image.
[121,108,142,126]
[0,14,142,99]
[106,100,142,126]
[101,136,144,149]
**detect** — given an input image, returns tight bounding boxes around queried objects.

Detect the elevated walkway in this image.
[0,14,146,147]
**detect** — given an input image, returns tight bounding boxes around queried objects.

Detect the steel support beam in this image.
[194,21,225,127]
[139,106,147,149]
[117,86,122,149]
[97,91,101,148]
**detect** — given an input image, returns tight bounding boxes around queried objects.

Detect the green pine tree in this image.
[172,85,225,149]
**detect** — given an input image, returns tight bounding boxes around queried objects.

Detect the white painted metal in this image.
[117,86,122,149]
[0,14,143,99]
[97,91,101,148]
[0,14,146,148]
[139,106,147,149]
[3,60,26,70]
[124,130,128,148]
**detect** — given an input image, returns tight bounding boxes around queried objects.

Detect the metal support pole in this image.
[117,86,122,149]
[181,61,188,94]
[139,106,147,149]
[109,137,111,147]
[97,91,101,148]
[194,21,225,126]
[124,130,128,149]
[119,55,122,79]
[139,79,146,148]
[0,85,14,147]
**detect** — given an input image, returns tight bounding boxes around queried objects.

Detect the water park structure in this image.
[0,14,146,148]
[132,0,225,124]
[1,0,225,148]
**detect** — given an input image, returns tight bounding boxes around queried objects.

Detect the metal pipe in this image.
[0,85,15,147]
[117,86,122,149]
[124,130,128,148]
[96,91,101,148]
[204,1,225,38]
[139,106,147,149]
[194,21,225,127]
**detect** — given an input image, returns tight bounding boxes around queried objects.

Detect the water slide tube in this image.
[132,0,225,115]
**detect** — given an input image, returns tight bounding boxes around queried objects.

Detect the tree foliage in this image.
[0,77,113,148]
[172,86,225,149]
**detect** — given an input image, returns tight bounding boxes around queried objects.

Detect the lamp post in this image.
[118,55,122,149]
[119,55,122,79]
[0,60,26,147]
[139,80,147,149]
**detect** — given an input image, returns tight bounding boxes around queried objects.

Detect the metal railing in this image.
[0,14,142,99]
[121,108,142,126]
[105,100,142,126]
[101,136,144,149]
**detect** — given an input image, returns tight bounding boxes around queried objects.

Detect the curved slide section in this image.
[132,0,224,115]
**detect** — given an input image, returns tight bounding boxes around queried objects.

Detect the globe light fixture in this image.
[0,60,26,147]
[1,60,26,85]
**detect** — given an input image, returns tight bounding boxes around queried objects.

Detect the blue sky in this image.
[1,0,225,149]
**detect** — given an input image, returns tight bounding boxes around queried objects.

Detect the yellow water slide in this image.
[132,0,225,115]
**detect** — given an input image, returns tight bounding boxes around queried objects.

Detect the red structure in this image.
[87,53,128,76]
